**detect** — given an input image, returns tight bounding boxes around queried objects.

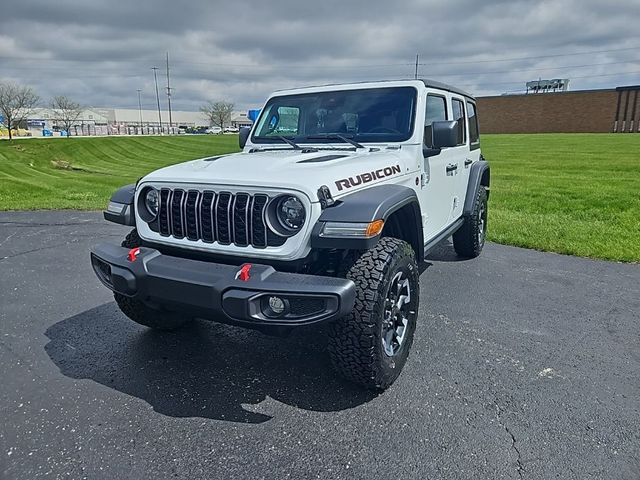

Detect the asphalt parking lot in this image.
[1,211,639,479]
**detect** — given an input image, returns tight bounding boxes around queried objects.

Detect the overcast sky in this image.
[1,0,638,112]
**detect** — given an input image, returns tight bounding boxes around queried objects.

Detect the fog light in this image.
[268,296,286,315]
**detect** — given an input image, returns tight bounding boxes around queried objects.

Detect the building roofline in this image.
[616,85,640,91]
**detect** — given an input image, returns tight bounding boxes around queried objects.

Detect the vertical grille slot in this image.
[199,191,215,243]
[251,194,269,248]
[233,193,250,246]
[185,190,200,240]
[216,192,232,244]
[159,189,171,236]
[171,189,185,238]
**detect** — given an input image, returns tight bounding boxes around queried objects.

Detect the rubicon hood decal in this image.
[335,165,402,191]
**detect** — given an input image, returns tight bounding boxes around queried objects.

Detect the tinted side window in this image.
[467,101,479,144]
[451,98,466,145]
[424,95,447,147]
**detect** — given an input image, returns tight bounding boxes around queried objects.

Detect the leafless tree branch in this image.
[200,101,234,129]
[0,81,40,140]
[51,96,84,138]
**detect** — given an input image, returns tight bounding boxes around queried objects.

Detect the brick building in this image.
[477,85,640,134]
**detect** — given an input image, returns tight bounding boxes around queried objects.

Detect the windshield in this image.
[252,87,417,145]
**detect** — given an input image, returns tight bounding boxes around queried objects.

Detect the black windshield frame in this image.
[251,86,418,145]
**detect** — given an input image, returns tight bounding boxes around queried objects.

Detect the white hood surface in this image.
[141,147,418,201]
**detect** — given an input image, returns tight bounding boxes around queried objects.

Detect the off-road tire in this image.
[453,187,488,258]
[328,237,419,391]
[114,229,191,331]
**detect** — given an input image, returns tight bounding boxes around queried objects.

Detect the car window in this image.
[451,98,466,145]
[467,101,480,144]
[424,95,447,148]
[252,87,417,144]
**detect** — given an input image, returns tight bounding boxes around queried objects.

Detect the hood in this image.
[141,147,418,201]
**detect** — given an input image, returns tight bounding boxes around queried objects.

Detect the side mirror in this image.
[422,120,459,158]
[239,127,251,149]
[432,120,459,149]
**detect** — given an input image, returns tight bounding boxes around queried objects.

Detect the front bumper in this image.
[90,243,356,329]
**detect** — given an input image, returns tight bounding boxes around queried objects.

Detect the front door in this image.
[420,93,457,241]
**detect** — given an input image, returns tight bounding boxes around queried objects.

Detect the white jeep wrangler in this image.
[91,79,490,390]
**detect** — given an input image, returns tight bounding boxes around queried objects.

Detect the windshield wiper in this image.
[277,135,302,149]
[302,134,364,149]
[249,136,318,153]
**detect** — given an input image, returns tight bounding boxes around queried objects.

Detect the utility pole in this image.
[166,52,173,132]
[136,89,143,131]
[151,66,162,133]
[414,54,419,79]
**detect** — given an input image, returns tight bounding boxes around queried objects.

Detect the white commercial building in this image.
[22,108,254,136]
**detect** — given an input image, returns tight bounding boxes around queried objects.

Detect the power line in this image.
[3,58,636,80]
[418,46,640,66]
[0,45,637,70]
[435,60,638,77]
[456,70,640,88]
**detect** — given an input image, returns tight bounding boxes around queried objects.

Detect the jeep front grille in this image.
[156,188,284,248]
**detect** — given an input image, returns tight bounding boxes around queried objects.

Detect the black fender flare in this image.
[463,160,490,216]
[103,183,136,226]
[311,184,423,260]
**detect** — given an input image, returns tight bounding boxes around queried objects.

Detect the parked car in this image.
[91,79,489,390]
[206,126,222,134]
[224,126,239,133]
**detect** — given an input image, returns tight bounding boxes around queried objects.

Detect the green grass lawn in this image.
[481,134,640,263]
[0,135,240,211]
[1,133,638,262]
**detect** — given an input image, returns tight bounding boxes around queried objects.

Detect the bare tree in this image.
[51,96,83,138]
[200,101,234,129]
[0,81,39,140]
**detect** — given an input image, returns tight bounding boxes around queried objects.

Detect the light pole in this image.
[166,52,173,132]
[151,67,162,133]
[136,89,143,133]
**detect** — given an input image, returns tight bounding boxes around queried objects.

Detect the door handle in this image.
[464,158,473,167]
[446,164,458,173]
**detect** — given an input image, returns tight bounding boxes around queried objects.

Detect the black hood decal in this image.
[297,154,350,164]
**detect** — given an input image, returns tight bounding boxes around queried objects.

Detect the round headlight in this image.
[145,188,159,217]
[276,196,305,231]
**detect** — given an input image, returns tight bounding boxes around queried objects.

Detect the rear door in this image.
[448,96,469,223]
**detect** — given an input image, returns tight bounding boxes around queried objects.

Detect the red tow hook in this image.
[236,263,252,282]
[127,247,141,262]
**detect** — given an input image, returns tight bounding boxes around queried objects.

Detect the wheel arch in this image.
[104,183,136,226]
[380,202,424,264]
[310,184,424,263]
[463,160,490,217]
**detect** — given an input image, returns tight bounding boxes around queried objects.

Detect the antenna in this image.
[414,54,419,79]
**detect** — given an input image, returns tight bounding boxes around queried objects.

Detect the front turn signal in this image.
[321,220,385,238]
[365,219,385,237]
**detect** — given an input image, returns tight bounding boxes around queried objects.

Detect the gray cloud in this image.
[1,0,638,112]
